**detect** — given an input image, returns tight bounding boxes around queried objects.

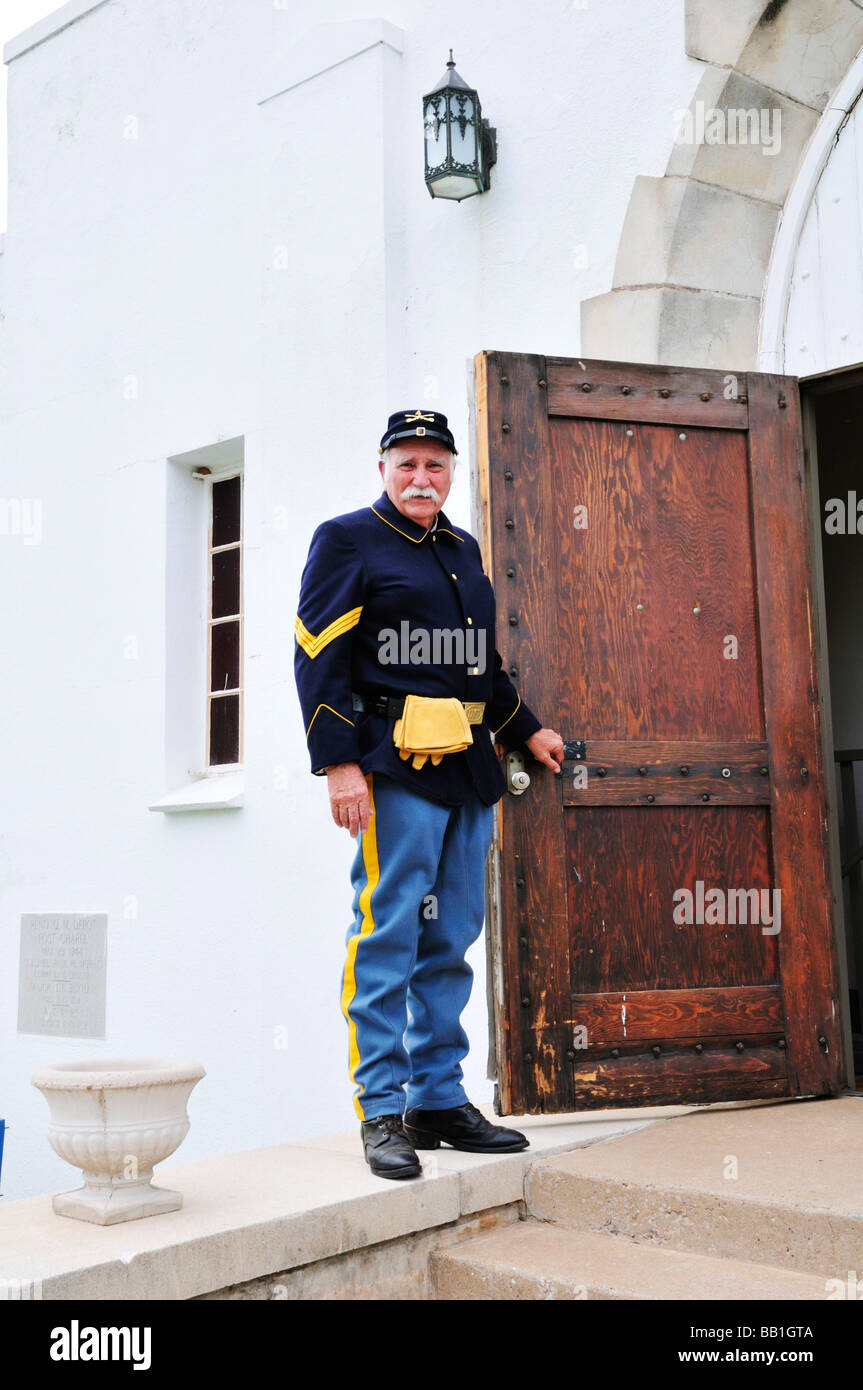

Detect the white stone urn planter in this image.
[32,1057,205,1225]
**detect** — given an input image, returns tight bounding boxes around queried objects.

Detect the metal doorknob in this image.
[505,751,531,795]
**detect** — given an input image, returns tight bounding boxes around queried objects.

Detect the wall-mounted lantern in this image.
[423,51,497,201]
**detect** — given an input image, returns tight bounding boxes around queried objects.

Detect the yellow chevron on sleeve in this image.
[295,605,363,659]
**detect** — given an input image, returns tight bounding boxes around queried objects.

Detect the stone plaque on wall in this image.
[17,914,107,1039]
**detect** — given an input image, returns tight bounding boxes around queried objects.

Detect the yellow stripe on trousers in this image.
[340,774,379,1120]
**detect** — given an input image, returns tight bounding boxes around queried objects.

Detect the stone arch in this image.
[581,0,863,369]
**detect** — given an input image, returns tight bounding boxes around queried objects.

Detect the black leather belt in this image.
[352,692,486,724]
[352,692,407,718]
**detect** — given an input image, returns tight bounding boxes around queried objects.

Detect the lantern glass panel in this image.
[429,173,480,199]
[448,91,478,169]
[424,96,447,170]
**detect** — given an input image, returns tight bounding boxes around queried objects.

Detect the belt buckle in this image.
[463,701,485,725]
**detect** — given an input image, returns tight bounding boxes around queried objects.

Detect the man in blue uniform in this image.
[294,409,564,1179]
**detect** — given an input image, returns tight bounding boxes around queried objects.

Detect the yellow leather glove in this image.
[392,694,474,771]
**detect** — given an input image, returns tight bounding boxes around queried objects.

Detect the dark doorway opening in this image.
[802,367,863,1087]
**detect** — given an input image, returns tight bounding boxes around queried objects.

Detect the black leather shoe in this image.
[361,1114,422,1179]
[403,1101,529,1153]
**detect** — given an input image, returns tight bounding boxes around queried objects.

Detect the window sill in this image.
[149,772,244,813]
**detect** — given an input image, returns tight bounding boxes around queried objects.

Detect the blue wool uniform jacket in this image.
[293,490,542,807]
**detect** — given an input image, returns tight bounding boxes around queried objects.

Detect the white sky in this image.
[1,0,65,231]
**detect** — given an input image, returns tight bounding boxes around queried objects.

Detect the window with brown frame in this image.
[207,472,243,766]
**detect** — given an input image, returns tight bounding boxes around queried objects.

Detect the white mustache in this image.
[402,485,441,501]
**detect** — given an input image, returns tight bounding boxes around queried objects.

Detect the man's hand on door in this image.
[525,727,565,773]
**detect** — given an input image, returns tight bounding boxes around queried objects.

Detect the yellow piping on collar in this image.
[370,506,431,543]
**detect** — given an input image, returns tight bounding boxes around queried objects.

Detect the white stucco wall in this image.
[0,0,703,1200]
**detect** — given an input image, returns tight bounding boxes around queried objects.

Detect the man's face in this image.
[379,437,454,529]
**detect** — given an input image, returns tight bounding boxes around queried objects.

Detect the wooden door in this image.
[474,351,844,1114]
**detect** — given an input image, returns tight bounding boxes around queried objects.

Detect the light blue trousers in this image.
[341,771,495,1121]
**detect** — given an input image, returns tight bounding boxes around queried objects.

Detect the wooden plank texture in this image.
[474,351,569,1114]
[561,739,771,804]
[568,986,785,1042]
[570,1046,789,1106]
[546,357,749,429]
[748,373,843,1093]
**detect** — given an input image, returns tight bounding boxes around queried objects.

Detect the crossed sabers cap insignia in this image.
[403,410,436,423]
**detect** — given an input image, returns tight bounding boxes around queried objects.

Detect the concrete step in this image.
[525,1097,863,1279]
[430,1221,833,1300]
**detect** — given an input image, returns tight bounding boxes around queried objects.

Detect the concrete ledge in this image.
[526,1097,863,1279]
[0,1104,689,1300]
[196,1205,526,1300]
[431,1221,833,1301]
[148,772,244,813]
[581,284,761,369]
